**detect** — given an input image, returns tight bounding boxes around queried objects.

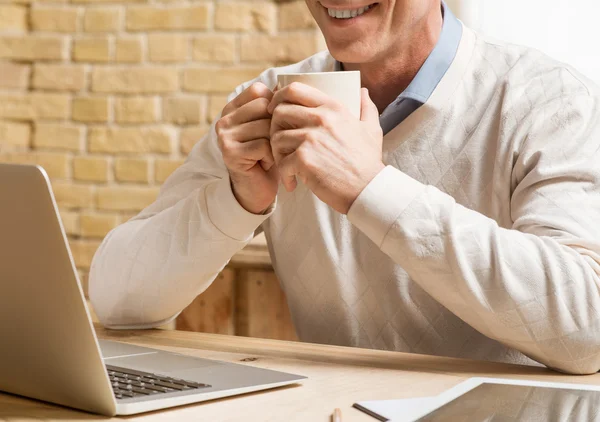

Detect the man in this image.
[89,0,600,374]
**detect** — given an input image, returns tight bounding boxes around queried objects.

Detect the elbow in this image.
[547,361,600,376]
[535,339,600,375]
[88,245,179,330]
[88,247,126,329]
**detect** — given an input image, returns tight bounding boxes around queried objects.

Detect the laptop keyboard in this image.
[106,364,211,400]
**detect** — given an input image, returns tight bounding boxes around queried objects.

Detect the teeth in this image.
[327,4,372,19]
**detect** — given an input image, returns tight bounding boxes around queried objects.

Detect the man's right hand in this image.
[216,82,278,214]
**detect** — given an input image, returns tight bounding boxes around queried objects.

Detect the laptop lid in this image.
[0,164,116,416]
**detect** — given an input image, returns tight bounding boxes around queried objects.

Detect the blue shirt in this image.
[337,2,462,134]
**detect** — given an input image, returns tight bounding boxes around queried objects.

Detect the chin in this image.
[324,38,379,65]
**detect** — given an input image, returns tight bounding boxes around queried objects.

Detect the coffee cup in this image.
[276,71,361,118]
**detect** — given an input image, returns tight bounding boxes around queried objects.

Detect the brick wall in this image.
[0,0,322,290]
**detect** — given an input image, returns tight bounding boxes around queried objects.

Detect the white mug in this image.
[276,71,362,118]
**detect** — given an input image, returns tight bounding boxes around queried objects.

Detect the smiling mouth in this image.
[323,3,378,19]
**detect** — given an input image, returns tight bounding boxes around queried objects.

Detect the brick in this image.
[36,152,70,178]
[180,126,208,154]
[0,5,27,31]
[0,93,69,120]
[0,35,67,61]
[92,67,178,94]
[241,33,318,63]
[80,213,119,238]
[114,157,148,183]
[115,37,142,63]
[33,123,83,151]
[89,126,174,154]
[70,240,101,270]
[0,152,69,179]
[73,156,109,182]
[148,34,189,62]
[192,35,236,63]
[183,68,261,93]
[164,97,204,125]
[72,97,109,123]
[115,97,158,124]
[208,94,229,121]
[73,37,111,63]
[155,158,184,183]
[33,64,86,91]
[30,7,78,32]
[97,186,159,211]
[72,0,140,4]
[126,6,210,31]
[53,182,94,209]
[84,7,120,32]
[279,1,316,30]
[214,2,275,32]
[59,209,79,236]
[0,63,29,89]
[0,121,30,149]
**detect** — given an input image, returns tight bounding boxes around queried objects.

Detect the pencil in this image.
[332,408,342,422]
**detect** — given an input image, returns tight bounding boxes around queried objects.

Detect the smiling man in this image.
[90,1,600,374]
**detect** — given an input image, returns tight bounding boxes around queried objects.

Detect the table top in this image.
[2,325,600,421]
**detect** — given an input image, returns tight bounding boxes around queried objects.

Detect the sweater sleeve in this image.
[347,94,600,374]
[89,109,274,330]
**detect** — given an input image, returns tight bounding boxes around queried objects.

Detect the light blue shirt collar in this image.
[399,1,462,104]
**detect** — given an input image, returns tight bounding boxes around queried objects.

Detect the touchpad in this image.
[99,339,159,359]
[105,351,221,376]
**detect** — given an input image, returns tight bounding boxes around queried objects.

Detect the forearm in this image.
[349,166,600,374]
[89,175,270,329]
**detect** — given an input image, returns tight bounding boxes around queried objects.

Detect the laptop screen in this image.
[416,382,600,421]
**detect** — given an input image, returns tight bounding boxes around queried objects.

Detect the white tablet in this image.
[408,377,600,421]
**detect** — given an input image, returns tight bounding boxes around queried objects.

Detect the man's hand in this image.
[268,82,385,214]
[216,82,278,214]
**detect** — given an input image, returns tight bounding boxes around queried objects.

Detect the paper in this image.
[353,397,438,421]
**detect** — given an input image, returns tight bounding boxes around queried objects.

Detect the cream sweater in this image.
[89,25,600,374]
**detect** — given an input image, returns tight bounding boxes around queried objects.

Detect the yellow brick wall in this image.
[0,0,322,291]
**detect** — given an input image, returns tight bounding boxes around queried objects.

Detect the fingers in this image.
[219,118,271,144]
[226,97,271,126]
[223,82,274,117]
[271,130,316,193]
[268,82,336,114]
[270,103,328,137]
[360,87,379,124]
[270,128,307,166]
[222,138,275,171]
[277,151,301,192]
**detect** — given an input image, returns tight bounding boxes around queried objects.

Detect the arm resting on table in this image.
[89,118,273,329]
[348,95,600,374]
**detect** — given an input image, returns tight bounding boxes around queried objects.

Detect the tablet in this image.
[408,377,600,421]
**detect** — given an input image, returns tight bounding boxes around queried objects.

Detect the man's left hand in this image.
[268,82,385,214]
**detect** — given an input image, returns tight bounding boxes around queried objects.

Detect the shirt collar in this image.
[335,1,462,106]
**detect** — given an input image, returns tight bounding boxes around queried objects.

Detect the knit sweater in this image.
[89,24,600,374]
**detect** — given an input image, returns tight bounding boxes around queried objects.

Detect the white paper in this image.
[354,397,438,421]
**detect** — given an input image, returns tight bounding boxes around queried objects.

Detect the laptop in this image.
[0,163,305,416]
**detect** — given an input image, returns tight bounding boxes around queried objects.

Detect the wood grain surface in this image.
[2,325,600,421]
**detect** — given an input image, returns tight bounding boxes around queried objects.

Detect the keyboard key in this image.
[105,364,211,399]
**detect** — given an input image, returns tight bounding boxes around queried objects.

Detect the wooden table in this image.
[3,326,600,421]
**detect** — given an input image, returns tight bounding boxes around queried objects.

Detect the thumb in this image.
[360,87,379,124]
